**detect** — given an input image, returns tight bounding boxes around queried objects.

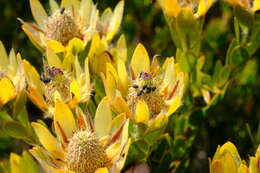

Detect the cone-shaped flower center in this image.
[127,72,165,118]
[65,131,109,173]
[46,8,82,45]
[42,67,71,105]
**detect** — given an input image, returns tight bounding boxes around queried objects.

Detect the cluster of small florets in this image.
[127,72,166,118]
[45,8,82,45]
[41,67,71,105]
[65,130,109,173]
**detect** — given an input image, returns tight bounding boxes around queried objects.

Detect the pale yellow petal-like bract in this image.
[94,96,112,138]
[135,100,149,125]
[32,122,63,159]
[29,0,48,28]
[54,100,76,139]
[0,77,15,106]
[130,43,150,78]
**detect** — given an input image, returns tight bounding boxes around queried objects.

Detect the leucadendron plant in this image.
[0,152,39,173]
[22,38,93,117]
[1,0,260,172]
[209,141,260,173]
[143,0,260,172]
[100,43,186,166]
[30,97,130,173]
[0,41,26,107]
[19,0,124,51]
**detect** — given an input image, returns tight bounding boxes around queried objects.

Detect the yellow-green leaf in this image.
[94,97,112,138]
[0,40,9,71]
[10,153,21,173]
[107,0,124,41]
[32,122,63,158]
[49,0,59,13]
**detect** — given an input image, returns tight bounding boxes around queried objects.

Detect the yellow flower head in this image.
[0,41,26,106]
[102,43,185,129]
[227,0,260,12]
[160,0,214,18]
[20,0,124,50]
[22,52,92,116]
[30,97,130,173]
[208,141,259,173]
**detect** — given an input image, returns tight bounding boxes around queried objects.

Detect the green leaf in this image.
[228,46,249,66]
[144,128,164,146]
[247,23,260,55]
[20,151,39,173]
[3,120,29,139]
[126,139,149,166]
[12,90,27,118]
[176,9,196,35]
[234,6,254,28]
[213,61,223,84]
[129,120,147,138]
[217,66,231,87]
[0,111,12,122]
[16,107,30,131]
[226,39,238,64]
[177,51,196,73]
[234,17,240,42]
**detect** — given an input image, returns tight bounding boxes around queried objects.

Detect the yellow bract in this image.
[21,0,124,50]
[210,142,260,173]
[131,43,150,78]
[0,78,15,106]
[30,97,130,173]
[135,100,149,125]
[102,44,185,131]
[162,0,213,18]
[0,41,26,106]
[227,0,260,12]
[94,97,112,138]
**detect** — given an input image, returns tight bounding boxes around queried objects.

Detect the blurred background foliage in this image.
[0,0,260,172]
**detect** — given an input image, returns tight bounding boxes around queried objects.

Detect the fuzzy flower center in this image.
[65,131,109,173]
[46,8,82,45]
[42,67,71,105]
[127,72,165,118]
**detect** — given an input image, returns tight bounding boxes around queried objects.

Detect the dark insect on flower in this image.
[48,67,64,77]
[139,72,143,78]
[132,84,139,89]
[40,73,51,83]
[151,87,156,91]
[60,8,65,14]
[91,90,96,96]
[137,90,143,96]
[145,87,152,94]
[140,72,152,81]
